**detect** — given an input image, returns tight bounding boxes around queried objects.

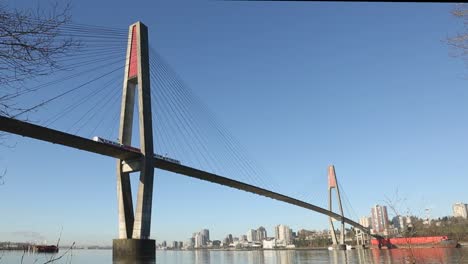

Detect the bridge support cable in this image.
[80,80,123,138]
[151,58,265,188]
[2,22,128,95]
[0,16,127,88]
[337,181,359,227]
[149,49,281,194]
[150,54,248,182]
[2,21,137,140]
[2,55,125,108]
[150,78,208,173]
[149,57,225,177]
[152,52,279,192]
[11,56,133,138]
[44,75,120,126]
[13,63,127,119]
[72,84,122,136]
[150,55,271,186]
[19,17,129,36]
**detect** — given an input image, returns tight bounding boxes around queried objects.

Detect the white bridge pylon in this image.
[116,21,154,240]
[328,165,345,246]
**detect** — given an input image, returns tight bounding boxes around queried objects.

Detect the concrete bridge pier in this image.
[112,239,155,260]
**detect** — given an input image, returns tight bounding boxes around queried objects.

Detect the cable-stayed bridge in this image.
[0,21,373,259]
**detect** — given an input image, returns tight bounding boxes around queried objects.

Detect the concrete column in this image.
[116,169,134,239]
[116,25,137,239]
[328,188,338,246]
[131,22,154,240]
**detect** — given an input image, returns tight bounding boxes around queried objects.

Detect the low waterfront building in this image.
[262,238,277,249]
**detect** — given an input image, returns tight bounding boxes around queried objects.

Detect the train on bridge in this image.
[92,136,181,165]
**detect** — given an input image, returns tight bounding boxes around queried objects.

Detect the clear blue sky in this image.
[1,1,467,246]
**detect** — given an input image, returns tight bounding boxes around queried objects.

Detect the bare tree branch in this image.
[42,242,75,264]
[447,3,468,66]
[0,2,79,117]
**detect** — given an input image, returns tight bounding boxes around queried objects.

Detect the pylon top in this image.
[128,24,138,79]
[328,165,337,189]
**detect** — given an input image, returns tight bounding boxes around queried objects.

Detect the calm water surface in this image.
[1,248,467,263]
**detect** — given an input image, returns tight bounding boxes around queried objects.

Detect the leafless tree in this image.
[0,169,4,185]
[447,4,468,66]
[0,2,79,117]
[0,3,79,183]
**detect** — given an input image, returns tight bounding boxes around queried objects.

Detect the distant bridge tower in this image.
[328,165,346,250]
[113,21,155,260]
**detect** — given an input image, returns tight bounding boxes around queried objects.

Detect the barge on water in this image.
[371,236,460,249]
[32,245,59,253]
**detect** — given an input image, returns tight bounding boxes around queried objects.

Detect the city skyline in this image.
[0,1,467,246]
[156,201,468,244]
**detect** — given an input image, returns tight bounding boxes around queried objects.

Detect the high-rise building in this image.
[228,234,233,243]
[453,203,468,219]
[275,224,293,245]
[201,229,210,245]
[186,238,194,249]
[247,229,257,242]
[194,233,204,248]
[257,226,267,241]
[371,205,389,234]
[359,216,371,228]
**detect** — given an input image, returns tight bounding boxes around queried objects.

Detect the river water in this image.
[1,247,467,263]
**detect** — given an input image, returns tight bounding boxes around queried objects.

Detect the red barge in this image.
[371,236,460,249]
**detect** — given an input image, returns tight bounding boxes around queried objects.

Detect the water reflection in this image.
[371,247,461,264]
[355,248,373,263]
[247,250,265,263]
[2,248,467,263]
[194,250,210,264]
[113,257,156,264]
[277,250,294,264]
[329,249,355,264]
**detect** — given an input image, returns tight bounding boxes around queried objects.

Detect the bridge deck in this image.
[0,116,140,160]
[0,115,370,234]
[155,159,368,230]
